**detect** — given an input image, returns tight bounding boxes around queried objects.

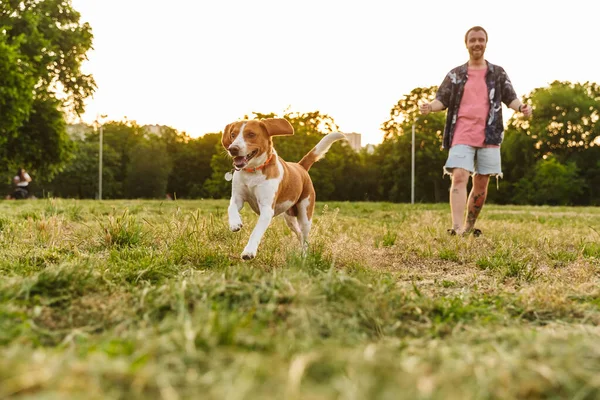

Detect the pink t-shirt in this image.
[452,67,498,148]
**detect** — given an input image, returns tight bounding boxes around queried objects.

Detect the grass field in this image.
[0,199,599,399]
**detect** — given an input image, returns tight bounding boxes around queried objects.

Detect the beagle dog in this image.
[222,118,346,260]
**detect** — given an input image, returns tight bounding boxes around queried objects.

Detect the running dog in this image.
[222,118,346,260]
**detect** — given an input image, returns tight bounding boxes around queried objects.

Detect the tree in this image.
[205,141,233,199]
[1,96,74,178]
[0,0,95,174]
[125,136,171,199]
[513,156,585,205]
[568,146,600,205]
[0,35,35,143]
[163,129,221,199]
[509,81,600,161]
[0,0,95,115]
[43,138,119,199]
[99,121,144,197]
[490,127,537,204]
[502,80,600,205]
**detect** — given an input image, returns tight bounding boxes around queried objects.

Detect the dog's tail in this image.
[298,132,347,171]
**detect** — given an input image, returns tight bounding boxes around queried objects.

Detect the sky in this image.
[70,0,599,145]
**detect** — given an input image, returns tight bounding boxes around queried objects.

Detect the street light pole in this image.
[96,114,107,200]
[99,122,103,200]
[411,121,416,204]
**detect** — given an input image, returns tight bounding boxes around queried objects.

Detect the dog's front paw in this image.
[229,221,243,232]
[241,247,256,260]
[229,214,243,232]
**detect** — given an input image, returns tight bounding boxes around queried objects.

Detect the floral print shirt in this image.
[436,61,518,149]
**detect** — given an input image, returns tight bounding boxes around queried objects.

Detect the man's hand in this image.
[419,103,432,115]
[520,104,533,118]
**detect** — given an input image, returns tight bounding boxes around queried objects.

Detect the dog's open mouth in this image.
[232,149,258,170]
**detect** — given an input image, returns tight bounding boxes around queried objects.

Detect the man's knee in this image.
[473,174,491,189]
[451,168,470,186]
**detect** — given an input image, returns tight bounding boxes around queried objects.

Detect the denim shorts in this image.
[444,144,503,177]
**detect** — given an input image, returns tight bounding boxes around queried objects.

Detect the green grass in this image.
[0,199,599,399]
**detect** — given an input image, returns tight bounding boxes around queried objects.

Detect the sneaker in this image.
[468,228,482,237]
[447,228,457,236]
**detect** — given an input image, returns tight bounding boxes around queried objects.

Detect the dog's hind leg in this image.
[296,197,314,256]
[283,213,302,242]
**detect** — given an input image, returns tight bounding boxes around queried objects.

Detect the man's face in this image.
[466,30,486,60]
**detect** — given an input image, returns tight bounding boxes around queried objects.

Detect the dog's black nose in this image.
[228,145,240,156]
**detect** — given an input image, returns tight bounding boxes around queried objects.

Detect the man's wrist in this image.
[518,104,523,112]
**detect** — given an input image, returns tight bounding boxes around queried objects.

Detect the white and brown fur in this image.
[222,118,346,260]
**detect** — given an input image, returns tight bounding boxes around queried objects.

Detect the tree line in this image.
[2,1,599,205]
[3,80,598,206]
[14,111,377,201]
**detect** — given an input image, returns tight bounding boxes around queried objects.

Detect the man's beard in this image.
[469,46,485,60]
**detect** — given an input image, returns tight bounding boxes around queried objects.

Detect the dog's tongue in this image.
[233,156,247,169]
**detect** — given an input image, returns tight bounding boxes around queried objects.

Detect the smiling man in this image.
[419,26,532,236]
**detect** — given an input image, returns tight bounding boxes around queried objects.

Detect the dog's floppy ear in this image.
[261,118,294,137]
[222,123,234,149]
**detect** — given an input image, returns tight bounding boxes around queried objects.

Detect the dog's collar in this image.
[244,153,275,173]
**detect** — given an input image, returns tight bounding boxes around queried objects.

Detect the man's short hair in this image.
[465,26,488,44]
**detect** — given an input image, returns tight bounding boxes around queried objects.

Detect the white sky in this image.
[70,0,599,145]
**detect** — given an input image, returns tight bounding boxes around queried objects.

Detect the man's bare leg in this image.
[449,168,470,233]
[464,174,490,233]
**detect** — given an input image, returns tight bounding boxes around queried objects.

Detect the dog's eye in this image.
[247,132,256,138]
[230,132,235,139]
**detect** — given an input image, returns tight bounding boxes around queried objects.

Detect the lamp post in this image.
[99,122,103,200]
[96,114,107,200]
[411,121,416,205]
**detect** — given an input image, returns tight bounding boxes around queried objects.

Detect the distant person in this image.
[7,168,32,200]
[419,26,532,236]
